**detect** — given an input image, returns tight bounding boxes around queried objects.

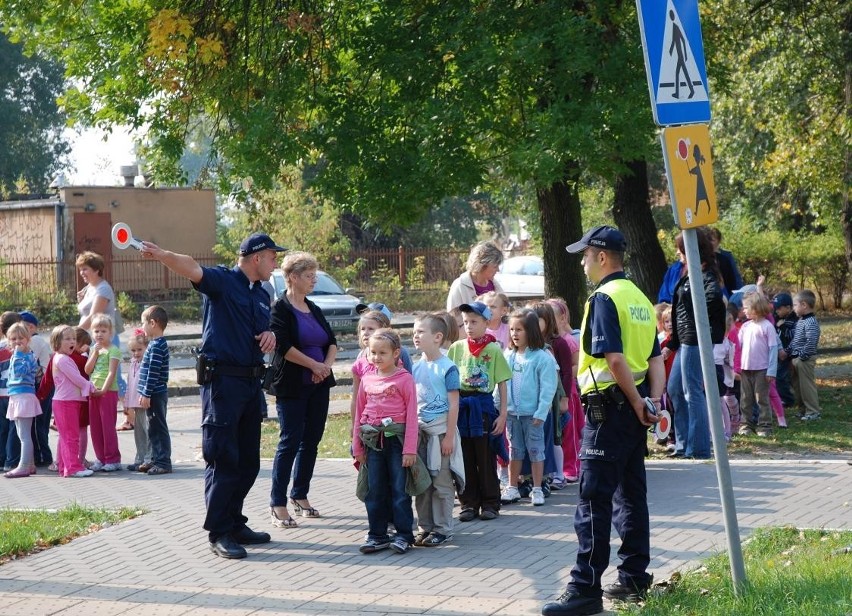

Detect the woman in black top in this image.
[266,252,337,528]
[666,228,725,460]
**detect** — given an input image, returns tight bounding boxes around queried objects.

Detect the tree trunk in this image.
[612,159,668,301]
[538,161,586,328]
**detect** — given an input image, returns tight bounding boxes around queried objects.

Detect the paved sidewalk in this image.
[0,399,849,616]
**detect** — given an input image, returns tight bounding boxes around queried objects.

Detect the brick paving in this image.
[0,397,849,615]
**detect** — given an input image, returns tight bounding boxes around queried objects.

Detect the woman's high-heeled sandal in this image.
[290,498,321,518]
[269,506,298,528]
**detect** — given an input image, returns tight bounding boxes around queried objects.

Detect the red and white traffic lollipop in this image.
[653,408,672,441]
[111,222,144,251]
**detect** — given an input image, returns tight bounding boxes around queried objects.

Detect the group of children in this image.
[655,285,821,446]
[0,306,173,479]
[350,293,583,555]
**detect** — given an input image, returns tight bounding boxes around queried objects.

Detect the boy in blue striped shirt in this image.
[781,290,821,421]
[139,305,172,475]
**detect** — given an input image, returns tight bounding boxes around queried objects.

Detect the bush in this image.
[25,291,79,326]
[716,220,848,309]
[116,292,141,325]
[368,260,404,309]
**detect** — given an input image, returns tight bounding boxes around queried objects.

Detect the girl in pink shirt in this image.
[50,325,96,477]
[353,329,418,555]
[738,294,778,437]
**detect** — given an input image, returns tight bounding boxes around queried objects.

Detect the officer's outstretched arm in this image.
[140,241,203,284]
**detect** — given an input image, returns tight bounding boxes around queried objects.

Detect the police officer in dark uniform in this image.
[141,232,285,559]
[542,226,663,616]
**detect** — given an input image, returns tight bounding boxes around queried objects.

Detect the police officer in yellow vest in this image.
[543,226,663,616]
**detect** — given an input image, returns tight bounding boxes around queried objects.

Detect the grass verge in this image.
[261,413,353,459]
[0,503,142,564]
[621,527,852,615]
[649,376,852,460]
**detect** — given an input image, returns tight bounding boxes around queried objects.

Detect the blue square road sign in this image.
[636,0,712,126]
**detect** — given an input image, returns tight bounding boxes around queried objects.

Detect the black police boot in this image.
[232,526,272,545]
[209,535,248,559]
[541,590,603,616]
[602,575,653,603]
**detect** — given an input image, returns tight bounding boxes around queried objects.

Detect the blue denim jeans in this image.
[270,384,330,506]
[507,414,546,462]
[667,345,711,458]
[364,435,414,544]
[146,392,171,470]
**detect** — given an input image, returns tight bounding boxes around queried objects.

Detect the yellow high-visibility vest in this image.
[577,277,656,396]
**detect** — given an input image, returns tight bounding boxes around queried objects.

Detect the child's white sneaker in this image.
[531,487,545,506]
[72,469,94,477]
[102,463,121,472]
[500,485,521,504]
[89,460,104,472]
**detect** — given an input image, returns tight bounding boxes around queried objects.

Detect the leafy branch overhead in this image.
[3,2,654,214]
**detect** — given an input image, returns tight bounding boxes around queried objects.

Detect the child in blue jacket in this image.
[497,309,557,507]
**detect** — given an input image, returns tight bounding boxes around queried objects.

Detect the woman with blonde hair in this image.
[265,252,338,528]
[446,241,505,311]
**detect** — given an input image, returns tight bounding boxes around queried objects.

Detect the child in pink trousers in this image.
[50,325,96,477]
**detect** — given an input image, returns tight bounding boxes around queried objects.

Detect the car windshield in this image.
[310,273,346,296]
[502,258,543,276]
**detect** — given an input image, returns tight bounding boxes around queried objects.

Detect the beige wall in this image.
[0,187,217,295]
[60,186,216,257]
[60,186,217,294]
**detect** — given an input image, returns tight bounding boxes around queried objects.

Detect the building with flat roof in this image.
[0,177,216,298]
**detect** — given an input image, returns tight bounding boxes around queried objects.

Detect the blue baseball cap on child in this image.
[772,293,793,309]
[356,302,393,321]
[19,311,38,325]
[459,301,493,321]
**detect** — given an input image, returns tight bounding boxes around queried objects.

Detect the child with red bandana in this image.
[447,301,511,522]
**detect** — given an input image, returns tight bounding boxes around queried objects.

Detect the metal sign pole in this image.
[682,228,747,594]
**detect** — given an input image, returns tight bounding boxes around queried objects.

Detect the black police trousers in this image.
[201,375,263,542]
[567,401,652,596]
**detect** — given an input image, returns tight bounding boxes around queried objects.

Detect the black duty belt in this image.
[216,364,267,379]
[580,385,626,406]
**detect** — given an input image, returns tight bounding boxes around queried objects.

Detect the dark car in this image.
[268,269,362,332]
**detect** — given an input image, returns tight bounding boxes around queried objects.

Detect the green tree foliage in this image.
[704,0,849,231]
[0,1,662,321]
[216,166,359,283]
[0,33,70,195]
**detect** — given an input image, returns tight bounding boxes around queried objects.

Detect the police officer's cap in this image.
[239,233,288,256]
[565,225,627,254]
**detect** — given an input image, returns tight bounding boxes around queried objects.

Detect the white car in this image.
[494,255,545,299]
[268,269,362,331]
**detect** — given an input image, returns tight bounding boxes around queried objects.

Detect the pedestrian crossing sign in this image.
[661,124,718,228]
[637,0,711,126]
